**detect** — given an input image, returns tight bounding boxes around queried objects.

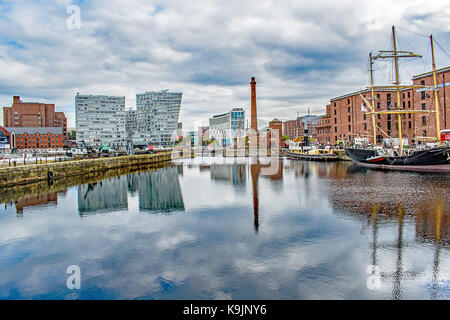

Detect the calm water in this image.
[0,157,448,300]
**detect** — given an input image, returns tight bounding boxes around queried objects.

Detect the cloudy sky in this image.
[0,0,449,130]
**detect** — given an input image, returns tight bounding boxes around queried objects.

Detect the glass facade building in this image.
[209,107,245,146]
[132,90,182,146]
[75,94,126,150]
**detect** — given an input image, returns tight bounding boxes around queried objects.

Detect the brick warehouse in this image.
[3,96,68,146]
[317,104,331,145]
[320,66,450,146]
[330,88,416,145]
[412,66,450,141]
[0,126,64,150]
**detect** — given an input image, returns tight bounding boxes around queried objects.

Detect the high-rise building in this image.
[3,96,68,146]
[133,90,182,147]
[125,109,138,136]
[75,94,126,150]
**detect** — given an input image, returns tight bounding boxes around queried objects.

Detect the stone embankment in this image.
[0,152,174,188]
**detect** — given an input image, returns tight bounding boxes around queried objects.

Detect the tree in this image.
[69,130,76,140]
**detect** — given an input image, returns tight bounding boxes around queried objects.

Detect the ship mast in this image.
[369,52,377,145]
[392,26,404,155]
[367,26,435,150]
[430,35,441,141]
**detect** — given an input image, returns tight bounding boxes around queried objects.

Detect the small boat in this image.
[288,148,339,161]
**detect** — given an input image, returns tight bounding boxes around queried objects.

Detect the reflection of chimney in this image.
[250,77,257,131]
[250,162,260,233]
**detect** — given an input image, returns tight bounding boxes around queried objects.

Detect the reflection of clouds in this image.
[156,232,196,250]
[0,158,448,299]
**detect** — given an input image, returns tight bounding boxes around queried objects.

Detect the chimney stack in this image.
[250,77,257,131]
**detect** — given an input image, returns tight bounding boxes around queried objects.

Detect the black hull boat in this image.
[345,147,450,172]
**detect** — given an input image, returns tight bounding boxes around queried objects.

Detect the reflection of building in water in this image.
[127,173,140,195]
[78,176,128,215]
[15,192,58,214]
[210,164,246,186]
[138,167,184,212]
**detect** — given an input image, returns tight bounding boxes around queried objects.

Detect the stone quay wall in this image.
[0,152,173,188]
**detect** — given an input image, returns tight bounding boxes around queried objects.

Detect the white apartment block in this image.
[132,90,182,146]
[126,109,138,136]
[75,94,126,150]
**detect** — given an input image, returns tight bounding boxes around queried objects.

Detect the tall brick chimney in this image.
[250,77,257,130]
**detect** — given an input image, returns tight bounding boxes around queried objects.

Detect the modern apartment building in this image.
[3,96,68,146]
[209,107,245,147]
[132,90,182,147]
[125,109,138,136]
[75,94,126,150]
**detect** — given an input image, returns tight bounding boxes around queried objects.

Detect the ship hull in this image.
[345,147,450,167]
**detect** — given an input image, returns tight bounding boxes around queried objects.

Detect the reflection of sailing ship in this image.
[138,166,184,212]
[78,176,128,215]
[367,200,446,299]
[415,197,447,299]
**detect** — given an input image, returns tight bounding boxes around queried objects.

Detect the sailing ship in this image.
[345,26,450,170]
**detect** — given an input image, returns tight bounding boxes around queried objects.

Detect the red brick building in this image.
[324,66,449,146]
[412,66,450,142]
[330,88,416,145]
[0,126,64,150]
[283,118,303,139]
[282,115,319,140]
[3,96,68,146]
[268,118,284,148]
[317,104,331,145]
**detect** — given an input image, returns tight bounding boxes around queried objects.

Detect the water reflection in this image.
[78,177,128,216]
[137,167,184,212]
[0,158,448,299]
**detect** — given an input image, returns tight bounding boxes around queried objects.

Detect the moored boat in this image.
[345,26,450,172]
[345,146,450,166]
[288,148,339,161]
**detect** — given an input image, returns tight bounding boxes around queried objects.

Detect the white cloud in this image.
[0,0,449,130]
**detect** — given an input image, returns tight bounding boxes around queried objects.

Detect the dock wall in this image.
[0,152,174,188]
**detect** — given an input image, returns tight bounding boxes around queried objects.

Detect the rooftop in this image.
[3,127,63,135]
